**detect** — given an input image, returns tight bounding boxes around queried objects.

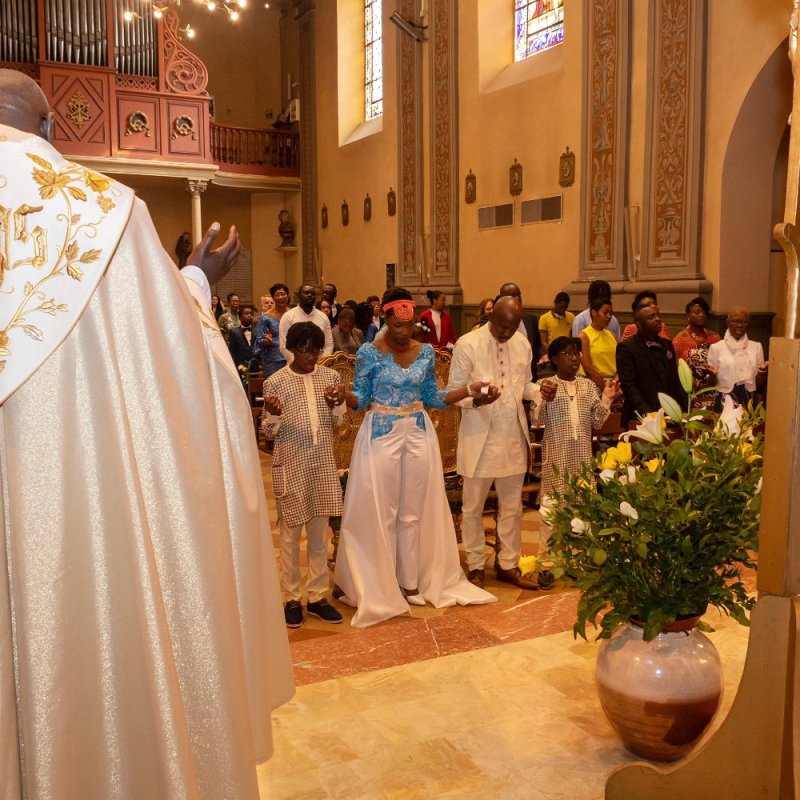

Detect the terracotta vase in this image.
[595,617,723,762]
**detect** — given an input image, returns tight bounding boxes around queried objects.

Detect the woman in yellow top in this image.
[579,298,618,390]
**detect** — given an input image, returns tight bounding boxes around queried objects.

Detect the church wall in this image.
[304,0,790,326]
[457,0,584,309]
[312,0,400,303]
[183,5,285,129]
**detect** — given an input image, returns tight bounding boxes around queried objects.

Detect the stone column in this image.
[294,0,319,286]
[185,178,208,245]
[397,0,424,289]
[578,0,631,282]
[428,0,461,300]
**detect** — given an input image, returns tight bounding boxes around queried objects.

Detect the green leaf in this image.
[635,541,648,558]
[590,547,608,566]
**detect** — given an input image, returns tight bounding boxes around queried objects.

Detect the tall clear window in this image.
[514,0,564,62]
[364,0,383,120]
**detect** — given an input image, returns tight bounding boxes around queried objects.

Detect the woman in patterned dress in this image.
[332,287,497,627]
[672,296,720,408]
[533,337,619,550]
[254,282,291,377]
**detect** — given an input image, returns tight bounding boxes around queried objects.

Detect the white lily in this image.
[717,395,743,435]
[599,468,615,483]
[620,408,666,445]
[627,465,637,484]
[539,494,556,522]
[755,477,763,495]
[619,501,639,520]
[571,517,587,533]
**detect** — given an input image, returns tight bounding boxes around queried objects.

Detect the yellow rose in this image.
[599,451,618,470]
[613,442,633,464]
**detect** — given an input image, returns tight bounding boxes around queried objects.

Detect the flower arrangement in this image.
[544,360,764,641]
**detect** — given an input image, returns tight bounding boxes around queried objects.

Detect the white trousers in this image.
[280,515,330,603]
[371,416,428,590]
[461,473,525,571]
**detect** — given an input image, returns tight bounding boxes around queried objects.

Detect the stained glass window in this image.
[365,0,383,120]
[514,0,564,62]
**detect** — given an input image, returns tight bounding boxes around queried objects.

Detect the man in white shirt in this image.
[279,283,334,362]
[447,297,547,590]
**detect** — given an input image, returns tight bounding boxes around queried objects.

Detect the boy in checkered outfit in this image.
[262,322,347,628]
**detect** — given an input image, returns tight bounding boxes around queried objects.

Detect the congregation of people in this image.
[240,277,768,630]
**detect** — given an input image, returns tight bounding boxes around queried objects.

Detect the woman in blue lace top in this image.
[332,287,498,627]
[253,282,290,377]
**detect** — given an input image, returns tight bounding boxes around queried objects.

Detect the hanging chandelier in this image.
[122,0,267,33]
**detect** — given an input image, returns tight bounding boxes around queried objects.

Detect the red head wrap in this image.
[382,299,416,322]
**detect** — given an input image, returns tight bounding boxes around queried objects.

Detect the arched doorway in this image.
[718,39,792,325]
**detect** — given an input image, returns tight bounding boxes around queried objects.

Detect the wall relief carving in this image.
[579,0,630,278]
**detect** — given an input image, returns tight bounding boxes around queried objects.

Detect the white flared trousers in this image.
[461,473,525,571]
[280,515,330,603]
[371,416,429,590]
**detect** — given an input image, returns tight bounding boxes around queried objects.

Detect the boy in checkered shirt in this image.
[262,322,347,628]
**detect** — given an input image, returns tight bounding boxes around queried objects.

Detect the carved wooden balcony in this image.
[210,122,299,176]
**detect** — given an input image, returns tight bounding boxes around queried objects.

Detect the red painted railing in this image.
[210,122,299,176]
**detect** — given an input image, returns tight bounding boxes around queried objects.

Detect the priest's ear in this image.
[39,111,54,143]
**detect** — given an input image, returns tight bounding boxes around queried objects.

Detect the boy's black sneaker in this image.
[284,600,303,628]
[306,598,343,624]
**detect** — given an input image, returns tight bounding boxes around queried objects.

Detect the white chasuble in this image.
[0,127,293,800]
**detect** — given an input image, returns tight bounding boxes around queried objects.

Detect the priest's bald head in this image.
[0,69,54,141]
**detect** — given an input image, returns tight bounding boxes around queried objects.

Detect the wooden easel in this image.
[605,4,800,798]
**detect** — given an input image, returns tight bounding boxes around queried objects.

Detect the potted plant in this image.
[543,360,764,761]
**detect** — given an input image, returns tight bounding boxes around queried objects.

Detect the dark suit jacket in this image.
[521,314,543,380]
[617,334,688,426]
[228,325,257,368]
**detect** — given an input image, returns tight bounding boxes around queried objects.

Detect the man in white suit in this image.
[447,297,543,590]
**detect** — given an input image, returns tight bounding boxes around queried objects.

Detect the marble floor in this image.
[257,452,752,799]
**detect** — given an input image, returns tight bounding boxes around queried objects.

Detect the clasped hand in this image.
[323,385,346,408]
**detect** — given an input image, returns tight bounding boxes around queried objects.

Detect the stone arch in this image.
[718,39,792,314]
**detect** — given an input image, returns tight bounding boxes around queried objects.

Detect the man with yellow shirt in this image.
[538,291,574,348]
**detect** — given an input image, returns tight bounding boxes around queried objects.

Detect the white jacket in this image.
[447,324,538,478]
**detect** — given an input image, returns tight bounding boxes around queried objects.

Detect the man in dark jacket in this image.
[228,304,257,368]
[617,304,687,427]
[498,282,543,379]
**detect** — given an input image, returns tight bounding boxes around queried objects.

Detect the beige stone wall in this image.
[182,4,285,129]
[458,0,584,308]
[313,0,399,304]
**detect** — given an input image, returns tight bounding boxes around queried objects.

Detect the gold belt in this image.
[369,400,424,416]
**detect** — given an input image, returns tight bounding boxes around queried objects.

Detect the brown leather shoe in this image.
[495,565,540,591]
[467,568,485,587]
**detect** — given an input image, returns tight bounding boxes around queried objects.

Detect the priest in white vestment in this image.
[0,72,293,800]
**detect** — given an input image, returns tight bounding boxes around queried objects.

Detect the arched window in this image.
[514,0,564,62]
[364,0,383,120]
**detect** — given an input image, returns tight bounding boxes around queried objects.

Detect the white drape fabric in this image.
[0,191,293,798]
[334,412,496,628]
